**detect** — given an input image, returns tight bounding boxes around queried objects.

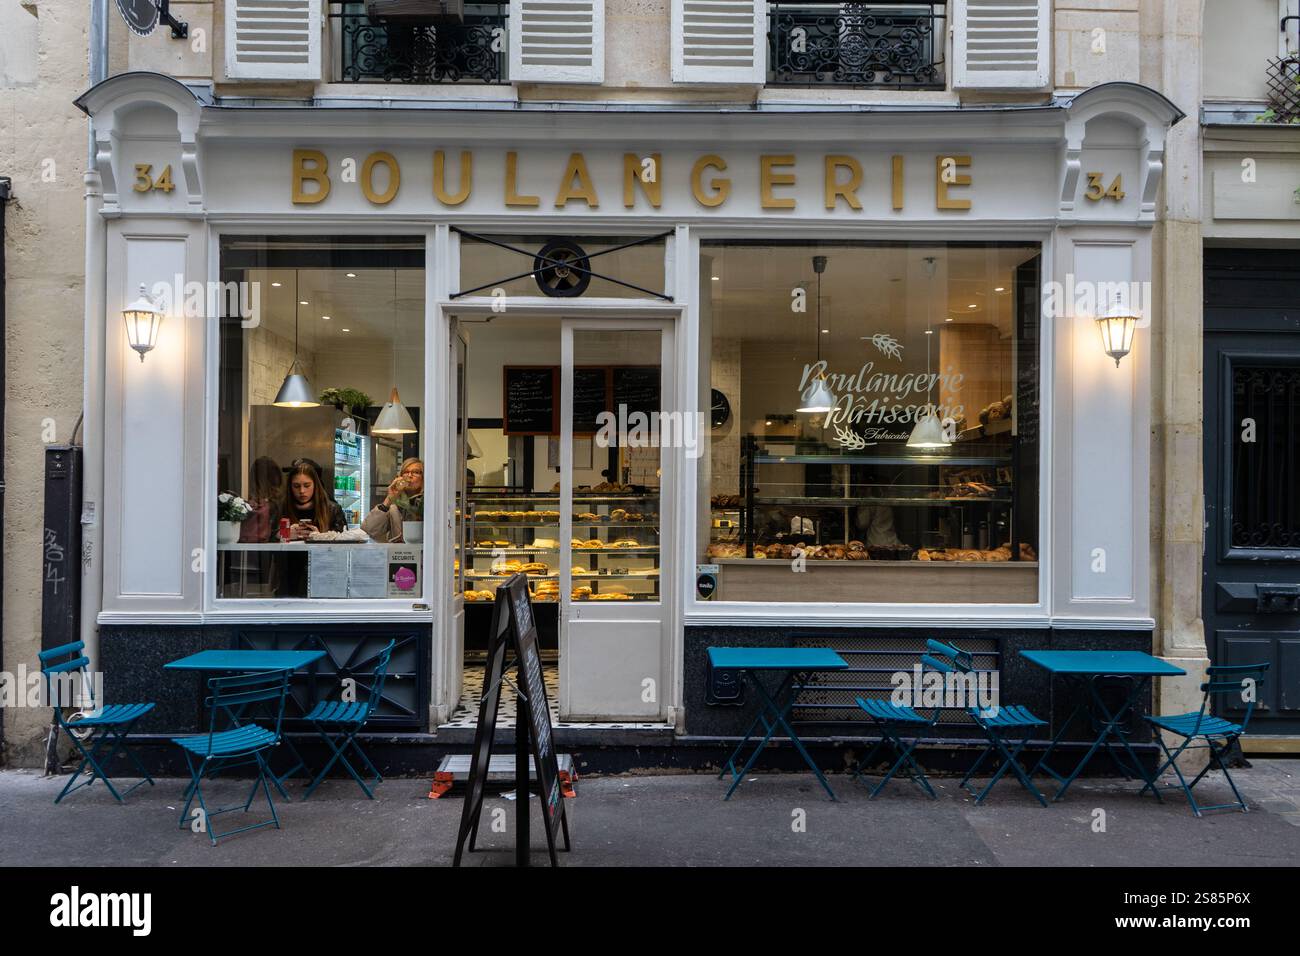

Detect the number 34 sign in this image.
[1084,172,1125,202]
[133,164,176,194]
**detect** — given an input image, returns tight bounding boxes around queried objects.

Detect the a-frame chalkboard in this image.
[453,574,570,867]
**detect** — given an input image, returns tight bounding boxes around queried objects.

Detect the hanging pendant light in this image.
[907,404,950,449]
[273,271,320,408]
[797,255,834,414]
[906,256,952,449]
[373,269,418,435]
[374,387,418,435]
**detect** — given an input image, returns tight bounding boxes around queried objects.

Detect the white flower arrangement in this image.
[217,493,254,522]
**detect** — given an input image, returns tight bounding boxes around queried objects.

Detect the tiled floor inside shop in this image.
[441,653,668,730]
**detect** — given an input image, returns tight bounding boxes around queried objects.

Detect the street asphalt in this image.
[2,760,1298,867]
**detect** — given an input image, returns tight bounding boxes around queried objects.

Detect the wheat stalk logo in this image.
[867,333,903,360]
[833,425,868,450]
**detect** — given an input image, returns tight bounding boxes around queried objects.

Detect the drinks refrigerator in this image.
[248,406,377,528]
[333,427,368,527]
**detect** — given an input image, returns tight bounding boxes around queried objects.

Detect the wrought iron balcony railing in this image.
[768,2,945,89]
[330,2,508,84]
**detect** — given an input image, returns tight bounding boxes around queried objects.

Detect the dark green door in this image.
[1203,250,1300,735]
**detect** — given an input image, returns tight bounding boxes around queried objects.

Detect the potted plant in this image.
[217,493,253,545]
[397,490,424,544]
[319,386,373,414]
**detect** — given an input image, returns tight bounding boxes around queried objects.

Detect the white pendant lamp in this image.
[797,377,836,415]
[797,255,834,414]
[374,387,418,435]
[273,271,320,408]
[906,256,952,449]
[373,269,418,435]
[907,405,950,449]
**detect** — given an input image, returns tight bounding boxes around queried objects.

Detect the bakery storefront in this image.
[78,74,1182,748]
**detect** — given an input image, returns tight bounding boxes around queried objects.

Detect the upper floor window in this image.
[767,2,947,89]
[330,1,509,83]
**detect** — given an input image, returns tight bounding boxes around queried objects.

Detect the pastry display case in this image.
[704,430,1038,604]
[463,489,661,604]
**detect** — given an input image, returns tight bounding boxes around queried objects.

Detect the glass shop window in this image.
[215,236,425,600]
[698,241,1042,605]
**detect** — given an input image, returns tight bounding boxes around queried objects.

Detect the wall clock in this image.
[710,388,731,428]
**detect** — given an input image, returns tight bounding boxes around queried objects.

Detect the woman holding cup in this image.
[362,458,424,543]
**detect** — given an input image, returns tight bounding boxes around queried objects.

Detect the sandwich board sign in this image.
[453,573,570,867]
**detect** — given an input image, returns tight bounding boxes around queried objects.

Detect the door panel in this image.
[559,322,670,721]
[1203,321,1300,732]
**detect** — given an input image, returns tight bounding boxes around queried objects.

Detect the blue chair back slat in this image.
[362,640,398,721]
[38,640,86,663]
[38,643,96,719]
[925,639,974,673]
[1198,662,1270,735]
[204,670,291,751]
[919,653,953,674]
[42,657,91,675]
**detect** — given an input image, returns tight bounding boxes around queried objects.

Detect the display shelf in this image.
[732,433,1028,561]
[752,495,1012,507]
[464,488,661,600]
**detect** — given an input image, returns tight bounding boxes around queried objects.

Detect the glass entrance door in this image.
[558,321,671,721]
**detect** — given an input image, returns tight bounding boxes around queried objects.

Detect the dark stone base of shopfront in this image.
[97,623,1162,780]
[682,624,1159,741]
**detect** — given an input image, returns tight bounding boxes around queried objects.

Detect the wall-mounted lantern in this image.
[1096,298,1139,367]
[122,284,164,362]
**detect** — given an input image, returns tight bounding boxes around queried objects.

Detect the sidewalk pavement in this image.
[2,760,1298,867]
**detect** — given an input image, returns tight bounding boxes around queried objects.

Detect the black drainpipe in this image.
[0,175,11,763]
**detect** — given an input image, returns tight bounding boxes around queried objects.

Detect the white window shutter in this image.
[509,0,605,84]
[953,0,1051,90]
[225,0,321,81]
[672,0,765,84]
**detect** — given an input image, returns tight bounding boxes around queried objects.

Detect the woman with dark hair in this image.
[240,456,283,543]
[276,461,346,541]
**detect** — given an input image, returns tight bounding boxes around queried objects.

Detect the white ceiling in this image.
[243,267,424,350]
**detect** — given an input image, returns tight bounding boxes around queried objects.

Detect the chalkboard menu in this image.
[573,367,609,435]
[506,365,651,436]
[613,366,661,418]
[503,366,557,436]
[452,574,569,867]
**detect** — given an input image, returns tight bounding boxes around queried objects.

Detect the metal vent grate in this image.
[792,634,1000,727]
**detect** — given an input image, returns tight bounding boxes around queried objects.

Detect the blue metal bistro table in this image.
[1021,650,1186,802]
[165,650,327,797]
[709,647,848,801]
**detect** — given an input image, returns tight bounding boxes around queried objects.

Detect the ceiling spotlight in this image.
[271,282,282,288]
[321,315,331,321]
[346,272,357,278]
[994,286,1006,292]
[341,328,351,333]
[300,300,309,306]
[968,304,977,309]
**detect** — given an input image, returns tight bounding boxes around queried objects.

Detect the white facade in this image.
[77,72,1180,723]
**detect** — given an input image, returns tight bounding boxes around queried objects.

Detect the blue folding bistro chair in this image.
[850,646,950,799]
[925,639,1049,807]
[37,641,156,804]
[1141,662,1270,817]
[172,669,290,845]
[301,639,396,799]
